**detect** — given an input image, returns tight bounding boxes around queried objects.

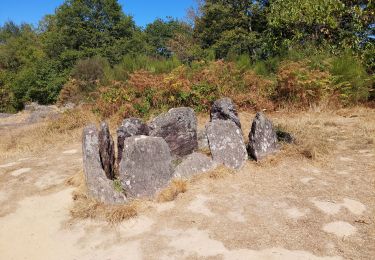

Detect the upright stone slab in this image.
[119,136,173,198]
[117,118,149,163]
[98,122,115,180]
[247,112,278,161]
[206,120,247,169]
[82,124,126,204]
[210,98,241,129]
[174,152,217,179]
[148,107,198,157]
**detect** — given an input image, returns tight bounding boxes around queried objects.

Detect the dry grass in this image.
[66,170,138,224]
[274,114,335,161]
[0,109,98,160]
[157,179,188,202]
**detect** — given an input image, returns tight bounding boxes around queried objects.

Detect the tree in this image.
[145,18,192,57]
[193,0,269,58]
[41,0,140,64]
[268,0,374,52]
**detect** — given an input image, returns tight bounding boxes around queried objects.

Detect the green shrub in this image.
[72,56,110,82]
[11,60,67,108]
[330,53,372,104]
[112,54,181,81]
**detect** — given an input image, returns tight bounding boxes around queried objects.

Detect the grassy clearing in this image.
[0,109,98,160]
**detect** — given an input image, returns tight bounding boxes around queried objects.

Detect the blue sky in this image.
[0,0,196,28]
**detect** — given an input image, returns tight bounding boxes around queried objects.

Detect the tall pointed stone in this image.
[82,124,126,204]
[98,122,115,180]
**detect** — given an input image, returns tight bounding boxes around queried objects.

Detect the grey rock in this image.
[174,152,217,179]
[117,118,149,163]
[276,130,295,144]
[197,129,209,150]
[82,124,127,204]
[98,122,115,180]
[210,98,241,129]
[247,112,278,161]
[149,107,198,157]
[0,113,12,118]
[206,120,247,169]
[119,136,173,198]
[25,102,60,123]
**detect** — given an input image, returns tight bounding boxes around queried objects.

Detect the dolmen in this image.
[82,98,290,204]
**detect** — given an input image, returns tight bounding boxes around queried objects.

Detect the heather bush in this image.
[274,60,333,107]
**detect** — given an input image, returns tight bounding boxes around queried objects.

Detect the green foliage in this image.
[112,54,181,80]
[12,59,68,108]
[330,52,372,103]
[0,0,373,113]
[145,18,191,57]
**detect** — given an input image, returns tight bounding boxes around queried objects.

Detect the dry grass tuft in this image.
[208,165,235,179]
[105,203,138,224]
[157,179,188,202]
[65,170,85,187]
[66,170,138,224]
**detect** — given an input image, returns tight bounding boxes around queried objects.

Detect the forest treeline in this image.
[0,0,374,114]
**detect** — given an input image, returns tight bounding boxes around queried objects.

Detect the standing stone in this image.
[210,98,241,129]
[82,124,126,204]
[174,152,217,179]
[247,112,278,161]
[148,107,198,157]
[117,118,149,163]
[206,120,247,169]
[98,122,115,180]
[119,136,173,198]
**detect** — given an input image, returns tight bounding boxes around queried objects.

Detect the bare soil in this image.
[0,108,374,260]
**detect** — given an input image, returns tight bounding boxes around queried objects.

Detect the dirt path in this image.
[0,110,374,260]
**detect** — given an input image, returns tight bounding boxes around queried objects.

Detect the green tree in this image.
[41,0,140,64]
[145,18,192,57]
[193,0,269,58]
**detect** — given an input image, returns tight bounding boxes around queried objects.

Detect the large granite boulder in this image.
[148,107,198,157]
[206,120,247,169]
[98,122,115,180]
[174,152,217,179]
[210,98,241,129]
[82,125,127,204]
[117,118,149,163]
[119,136,173,198]
[247,112,278,161]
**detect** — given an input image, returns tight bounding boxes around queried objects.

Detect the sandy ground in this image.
[0,109,374,260]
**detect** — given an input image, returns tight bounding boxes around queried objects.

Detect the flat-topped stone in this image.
[206,120,247,169]
[119,136,173,198]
